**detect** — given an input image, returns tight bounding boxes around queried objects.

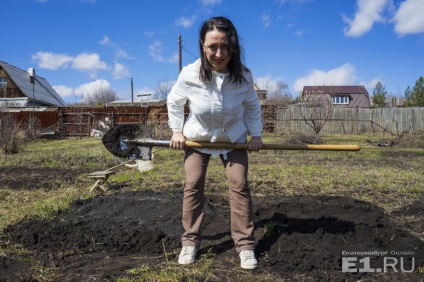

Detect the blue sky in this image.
[2,0,424,104]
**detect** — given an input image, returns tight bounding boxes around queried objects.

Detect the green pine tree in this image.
[412,76,424,106]
[404,76,424,107]
[404,86,412,106]
[372,82,387,108]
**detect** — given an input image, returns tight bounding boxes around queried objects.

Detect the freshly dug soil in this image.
[1,190,423,281]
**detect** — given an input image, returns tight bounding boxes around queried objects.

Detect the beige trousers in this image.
[181,148,255,252]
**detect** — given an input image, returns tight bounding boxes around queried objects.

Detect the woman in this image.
[167,16,263,270]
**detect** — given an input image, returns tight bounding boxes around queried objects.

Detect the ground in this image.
[1,126,424,281]
[0,165,423,282]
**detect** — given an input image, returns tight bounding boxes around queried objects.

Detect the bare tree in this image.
[267,80,293,106]
[298,94,334,136]
[274,80,291,97]
[256,78,293,106]
[154,80,174,100]
[83,86,118,106]
[254,78,293,133]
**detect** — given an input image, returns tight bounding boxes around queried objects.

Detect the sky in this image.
[2,0,424,104]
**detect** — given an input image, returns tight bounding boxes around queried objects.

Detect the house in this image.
[301,86,371,108]
[0,61,66,108]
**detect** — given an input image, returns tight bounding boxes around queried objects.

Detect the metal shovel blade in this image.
[102,123,152,159]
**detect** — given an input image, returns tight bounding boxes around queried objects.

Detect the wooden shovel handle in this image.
[185,141,360,151]
[127,139,361,151]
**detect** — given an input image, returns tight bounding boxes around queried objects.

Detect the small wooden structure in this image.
[87,170,115,194]
[86,159,136,194]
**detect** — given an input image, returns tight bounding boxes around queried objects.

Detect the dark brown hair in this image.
[198,16,249,84]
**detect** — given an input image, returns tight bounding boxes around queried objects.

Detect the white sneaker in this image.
[239,250,257,270]
[178,246,197,265]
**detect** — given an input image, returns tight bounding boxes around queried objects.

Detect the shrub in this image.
[0,114,30,154]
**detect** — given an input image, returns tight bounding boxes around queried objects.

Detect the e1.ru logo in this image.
[342,256,415,273]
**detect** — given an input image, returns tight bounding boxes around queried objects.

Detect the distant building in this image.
[108,84,268,107]
[0,61,65,108]
[108,99,167,107]
[254,83,267,101]
[301,86,371,108]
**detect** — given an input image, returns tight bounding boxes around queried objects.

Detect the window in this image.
[0,77,6,89]
[332,96,349,105]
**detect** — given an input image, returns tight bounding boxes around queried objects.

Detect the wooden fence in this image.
[3,106,424,137]
[274,106,424,135]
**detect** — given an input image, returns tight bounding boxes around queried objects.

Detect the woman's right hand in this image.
[170,132,186,150]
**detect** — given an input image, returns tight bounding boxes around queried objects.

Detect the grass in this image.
[1,133,423,224]
[1,133,423,280]
[118,252,217,282]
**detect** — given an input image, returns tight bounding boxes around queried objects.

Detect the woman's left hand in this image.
[248,136,263,152]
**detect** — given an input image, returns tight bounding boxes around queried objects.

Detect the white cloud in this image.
[294,29,311,36]
[115,49,131,60]
[260,11,271,28]
[36,0,96,3]
[200,0,222,6]
[255,74,286,91]
[393,0,424,35]
[53,85,74,98]
[71,53,107,71]
[112,63,129,79]
[342,0,389,37]
[144,31,155,38]
[362,77,383,92]
[149,41,165,62]
[149,40,178,63]
[176,15,197,28]
[167,53,180,64]
[32,52,73,70]
[276,0,314,6]
[32,51,107,73]
[54,80,118,102]
[99,35,110,45]
[76,0,96,3]
[74,79,111,100]
[293,64,357,93]
[98,35,132,60]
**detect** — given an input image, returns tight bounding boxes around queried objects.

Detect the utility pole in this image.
[178,35,182,73]
[131,78,134,104]
[28,68,36,136]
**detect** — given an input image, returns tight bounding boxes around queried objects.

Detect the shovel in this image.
[102,124,360,171]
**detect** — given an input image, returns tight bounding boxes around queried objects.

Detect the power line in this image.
[182,46,198,60]
[178,35,198,74]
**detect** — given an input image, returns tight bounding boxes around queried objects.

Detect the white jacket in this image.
[167,59,262,154]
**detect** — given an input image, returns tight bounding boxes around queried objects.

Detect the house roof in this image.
[302,85,371,108]
[303,85,368,95]
[0,61,66,107]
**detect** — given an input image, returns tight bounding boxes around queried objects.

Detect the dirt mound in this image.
[254,196,423,281]
[1,191,423,281]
